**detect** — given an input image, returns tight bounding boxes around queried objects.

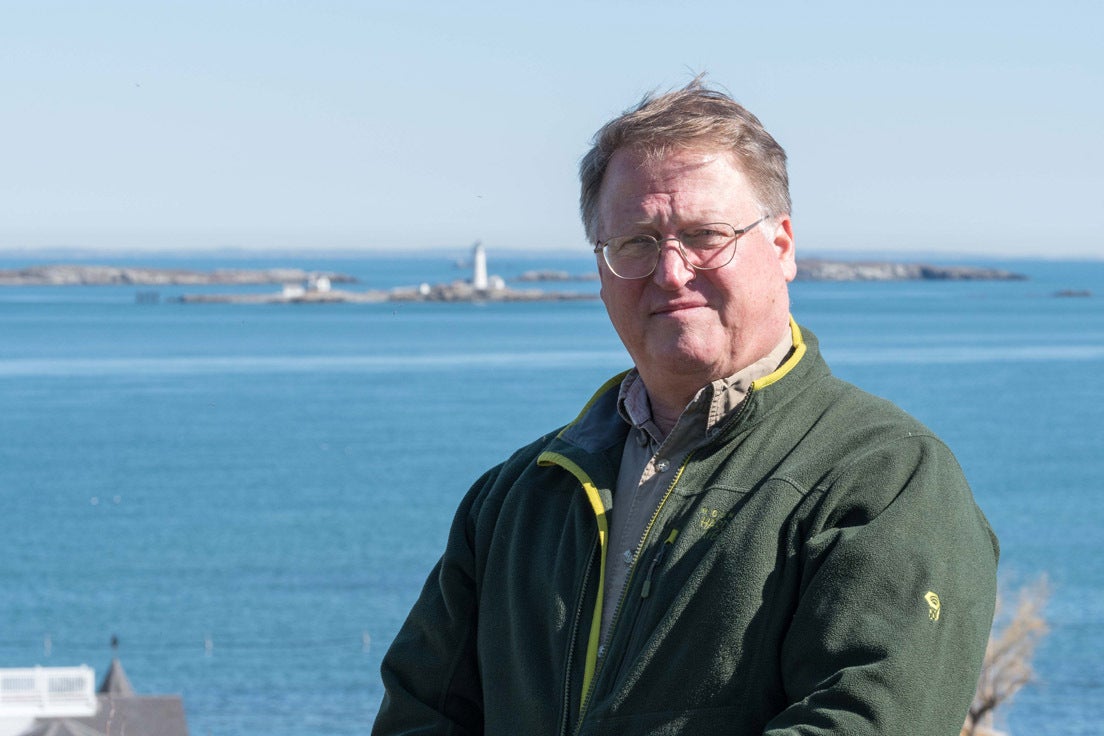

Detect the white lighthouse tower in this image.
[472,241,489,291]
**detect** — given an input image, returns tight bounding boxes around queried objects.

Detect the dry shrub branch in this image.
[961,576,1050,736]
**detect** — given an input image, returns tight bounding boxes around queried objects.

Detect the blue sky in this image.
[2,0,1101,257]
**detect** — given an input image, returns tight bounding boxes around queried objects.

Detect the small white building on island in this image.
[281,273,333,299]
[469,241,505,293]
[472,241,489,291]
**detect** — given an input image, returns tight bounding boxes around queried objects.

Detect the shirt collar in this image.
[617,329,795,443]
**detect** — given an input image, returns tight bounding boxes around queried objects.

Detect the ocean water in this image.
[1,253,1101,735]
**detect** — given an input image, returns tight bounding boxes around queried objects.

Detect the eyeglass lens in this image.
[603,223,739,278]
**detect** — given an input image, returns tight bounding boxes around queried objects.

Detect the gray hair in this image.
[579,77,791,244]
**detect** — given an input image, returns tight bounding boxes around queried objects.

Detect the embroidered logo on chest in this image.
[698,506,735,540]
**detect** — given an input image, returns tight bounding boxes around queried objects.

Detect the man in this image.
[373,80,998,736]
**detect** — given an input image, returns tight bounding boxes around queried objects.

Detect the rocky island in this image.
[0,264,355,287]
[173,244,596,303]
[173,279,595,304]
[794,259,1026,281]
[514,270,599,283]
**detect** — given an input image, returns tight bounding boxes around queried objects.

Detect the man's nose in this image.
[652,239,695,288]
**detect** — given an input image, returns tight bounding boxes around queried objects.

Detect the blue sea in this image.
[1,252,1101,735]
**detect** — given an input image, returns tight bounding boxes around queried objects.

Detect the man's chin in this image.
[640,345,721,380]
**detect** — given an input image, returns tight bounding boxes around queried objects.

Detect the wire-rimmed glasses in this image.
[594,218,766,280]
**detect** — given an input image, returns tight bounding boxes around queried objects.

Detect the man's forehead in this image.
[609,145,741,177]
[597,156,758,236]
[600,147,753,212]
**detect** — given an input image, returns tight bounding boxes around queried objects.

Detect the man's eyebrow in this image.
[604,220,659,234]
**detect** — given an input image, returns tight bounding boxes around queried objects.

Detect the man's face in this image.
[596,147,796,397]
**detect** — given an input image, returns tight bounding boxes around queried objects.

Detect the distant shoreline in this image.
[172,281,597,304]
[0,264,355,287]
[794,259,1026,282]
[0,261,1028,288]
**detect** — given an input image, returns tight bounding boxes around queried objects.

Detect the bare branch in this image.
[961,576,1049,736]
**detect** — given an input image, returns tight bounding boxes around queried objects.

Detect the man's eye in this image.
[682,229,730,248]
[611,236,656,253]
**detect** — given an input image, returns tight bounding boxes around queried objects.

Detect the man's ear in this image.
[770,215,797,282]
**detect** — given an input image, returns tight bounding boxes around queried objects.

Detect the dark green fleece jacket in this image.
[373,324,999,736]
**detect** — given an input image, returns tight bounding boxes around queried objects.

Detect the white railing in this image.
[0,666,97,717]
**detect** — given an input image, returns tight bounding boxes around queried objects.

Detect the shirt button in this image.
[656,459,670,472]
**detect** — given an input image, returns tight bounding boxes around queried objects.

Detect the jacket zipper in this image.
[559,532,599,736]
[538,450,612,736]
[572,460,690,735]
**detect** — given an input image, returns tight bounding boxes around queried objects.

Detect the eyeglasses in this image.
[594,218,767,280]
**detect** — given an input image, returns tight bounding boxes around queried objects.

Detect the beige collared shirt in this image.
[598,331,795,649]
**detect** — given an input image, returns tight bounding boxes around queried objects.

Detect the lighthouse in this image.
[472,241,489,291]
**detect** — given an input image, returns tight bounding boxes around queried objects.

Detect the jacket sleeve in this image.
[371,467,497,736]
[764,433,999,736]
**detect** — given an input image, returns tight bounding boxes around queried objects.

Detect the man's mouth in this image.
[652,300,709,316]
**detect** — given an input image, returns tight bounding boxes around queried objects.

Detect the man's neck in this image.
[646,386,696,438]
[637,327,796,438]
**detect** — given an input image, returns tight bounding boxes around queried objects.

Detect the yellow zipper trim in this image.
[577,452,691,732]
[536,450,608,717]
[750,317,806,391]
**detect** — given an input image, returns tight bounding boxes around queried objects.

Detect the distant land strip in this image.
[794,260,1026,281]
[0,264,355,286]
[172,284,596,304]
[0,261,1036,304]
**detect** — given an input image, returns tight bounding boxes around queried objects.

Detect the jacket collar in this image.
[558,318,818,458]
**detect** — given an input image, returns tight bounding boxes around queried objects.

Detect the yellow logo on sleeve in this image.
[924,591,941,621]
